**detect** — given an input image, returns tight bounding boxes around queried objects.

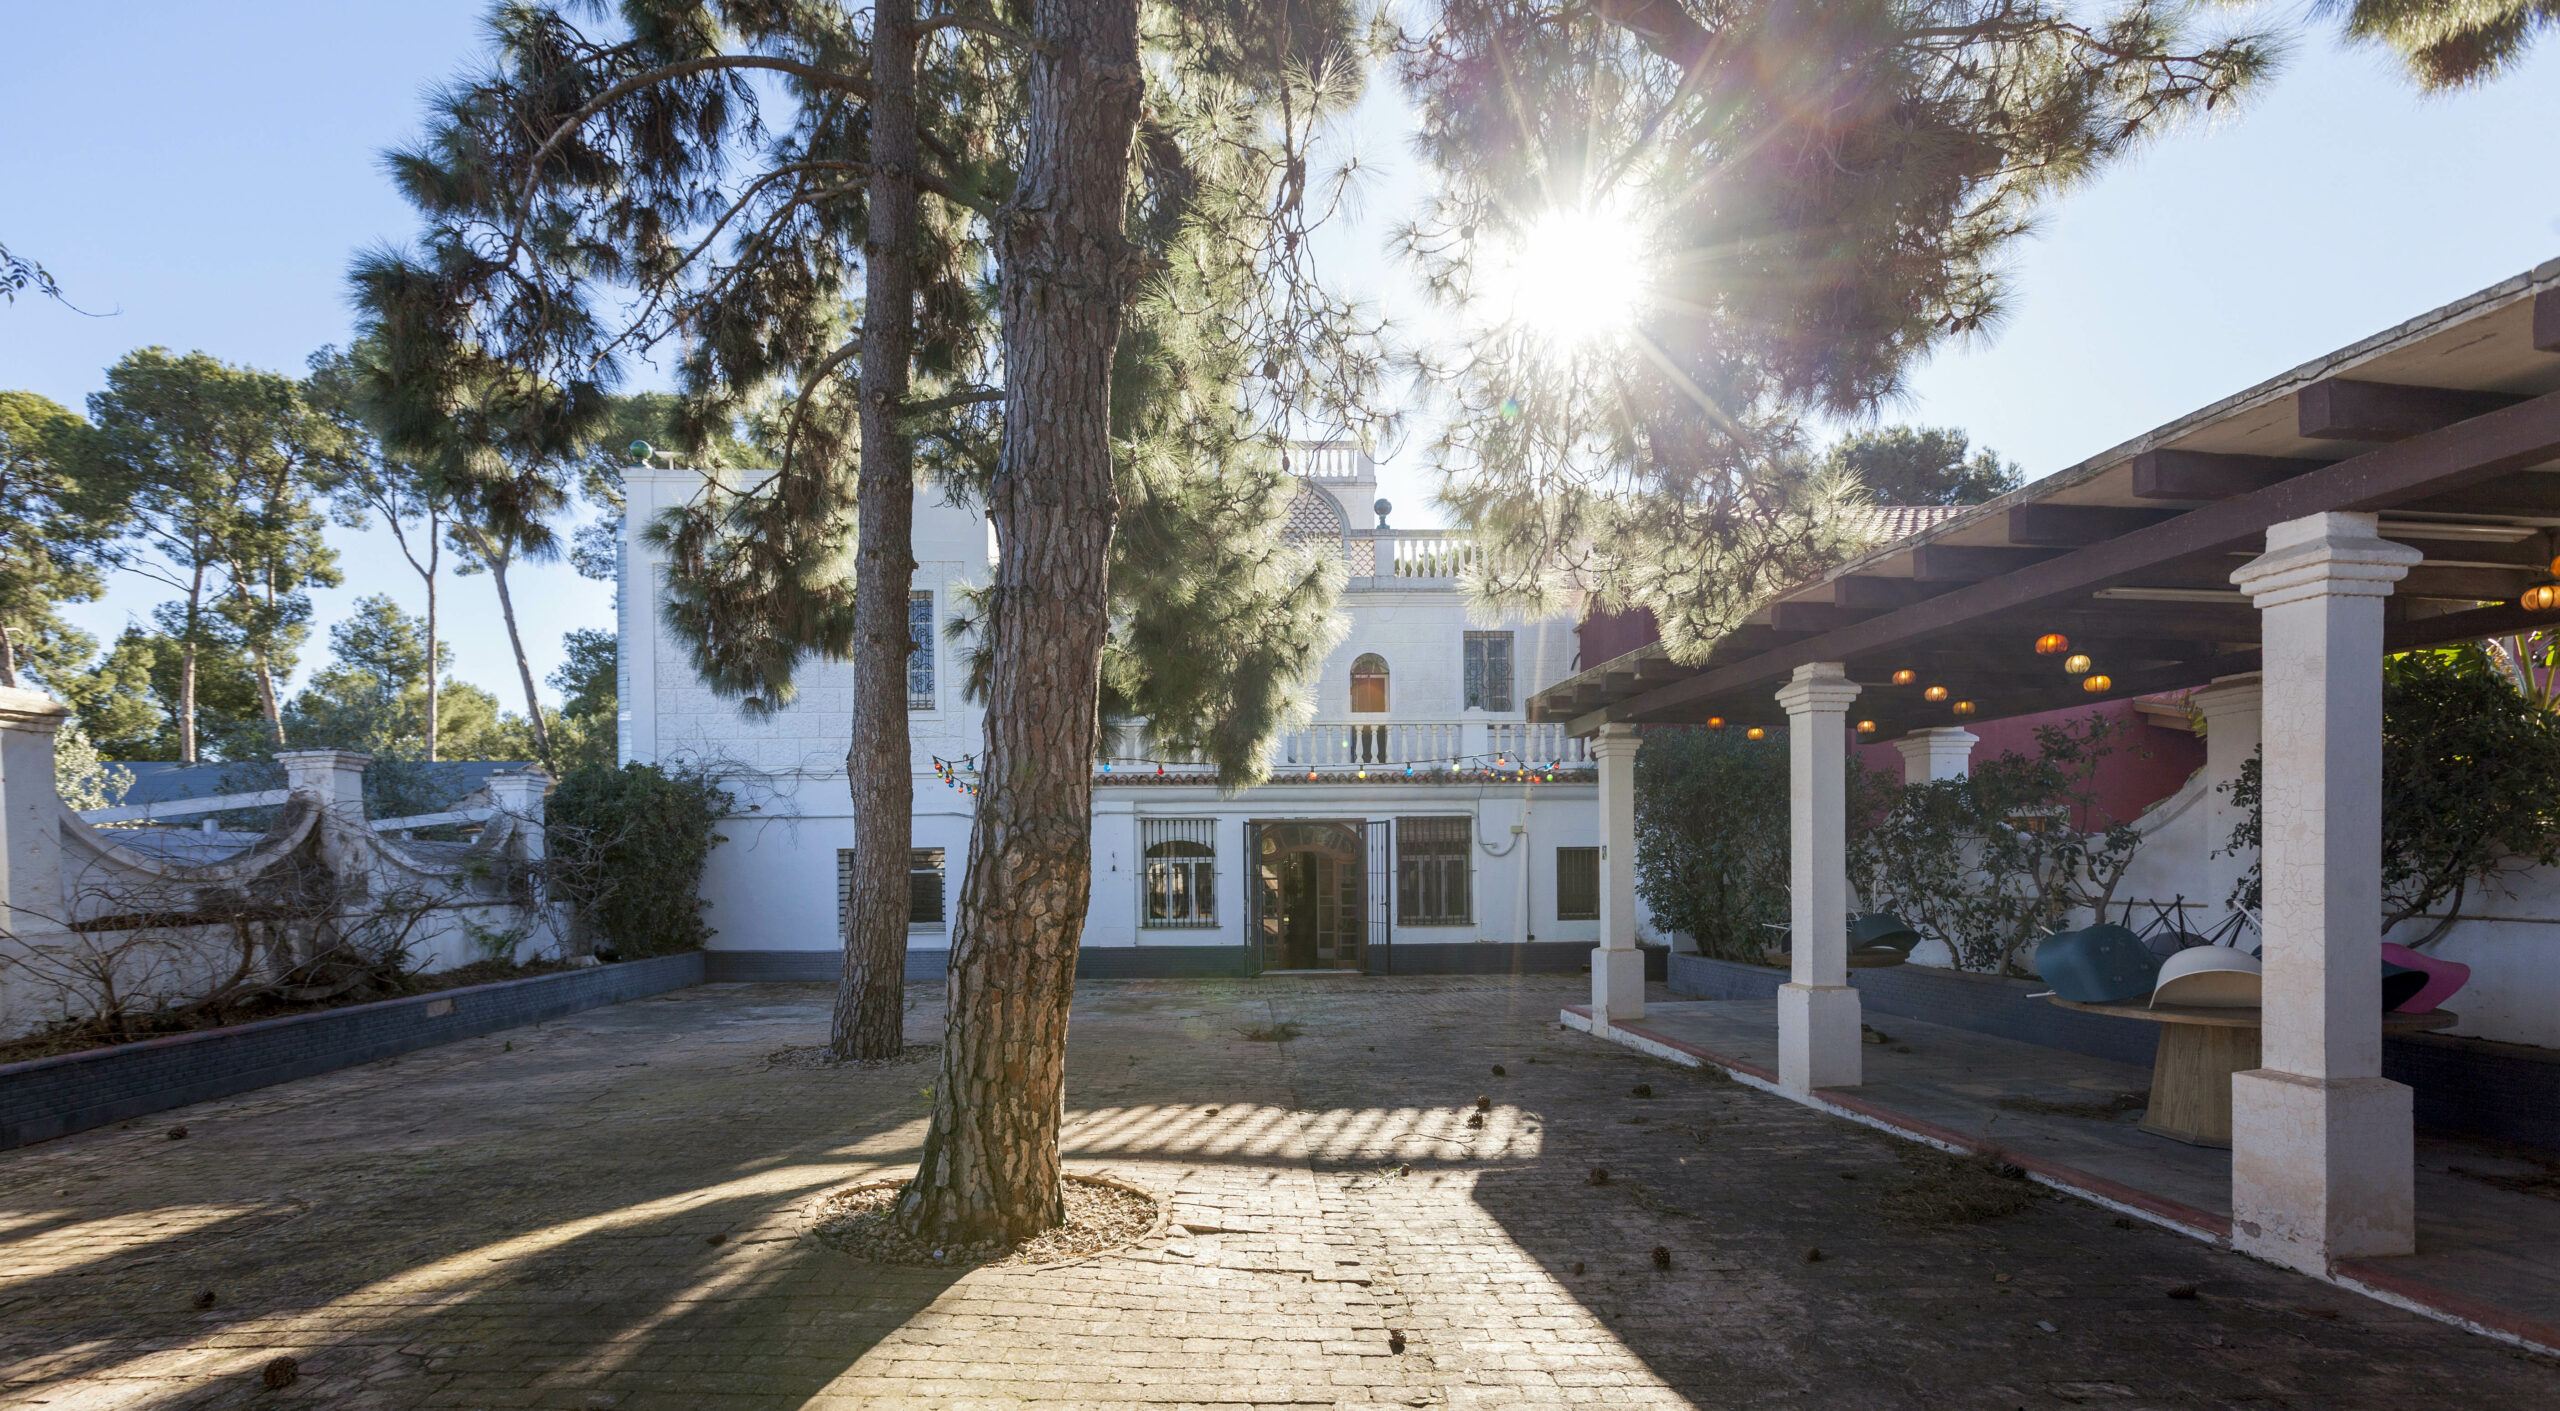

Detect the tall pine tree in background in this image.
[1396,0,2274,659]
[0,391,121,692]
[81,349,347,760]
[361,0,1380,1243]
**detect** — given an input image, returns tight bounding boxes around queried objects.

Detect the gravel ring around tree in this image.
[806,1171,1166,1269]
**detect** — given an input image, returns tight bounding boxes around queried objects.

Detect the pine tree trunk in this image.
[0,622,18,689]
[894,0,1143,1245]
[478,538,553,762]
[253,648,285,747]
[424,563,440,763]
[179,565,204,764]
[830,0,923,1063]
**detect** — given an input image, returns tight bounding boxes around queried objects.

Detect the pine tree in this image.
[2325,0,2557,87]
[361,0,1380,1242]
[1825,427,2023,508]
[82,349,347,759]
[1395,0,2274,658]
[0,391,121,691]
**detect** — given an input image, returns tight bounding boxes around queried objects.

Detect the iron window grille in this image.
[1396,815,1473,925]
[908,589,935,710]
[1463,631,1514,712]
[837,847,947,932]
[1141,817,1218,928]
[1555,846,1600,921]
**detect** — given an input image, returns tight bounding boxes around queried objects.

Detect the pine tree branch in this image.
[779,335,864,478]
[910,14,1047,53]
[506,55,877,261]
[898,386,1004,417]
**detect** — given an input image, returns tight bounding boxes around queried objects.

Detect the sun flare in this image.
[1492,205,1650,349]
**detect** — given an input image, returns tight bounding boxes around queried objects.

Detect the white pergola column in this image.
[2193,673,2264,928]
[1892,726,1978,783]
[2229,512,2421,1273]
[1776,663,1862,1094]
[1589,723,1645,1024]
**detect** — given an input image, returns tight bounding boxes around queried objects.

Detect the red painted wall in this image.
[1851,697,2206,825]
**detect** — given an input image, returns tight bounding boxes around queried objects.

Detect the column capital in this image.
[1587,722,1641,761]
[0,686,71,736]
[1774,662,1860,717]
[2230,512,2420,610]
[1893,727,1979,783]
[2192,672,2263,724]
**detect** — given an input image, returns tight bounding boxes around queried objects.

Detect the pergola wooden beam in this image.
[2298,378,2531,443]
[2006,504,2185,546]
[2131,450,2328,502]
[1570,385,2560,732]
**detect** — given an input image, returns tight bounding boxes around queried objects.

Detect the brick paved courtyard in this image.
[2,975,2555,1409]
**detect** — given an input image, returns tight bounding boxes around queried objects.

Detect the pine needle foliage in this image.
[2320,0,2558,88]
[1393,0,2276,661]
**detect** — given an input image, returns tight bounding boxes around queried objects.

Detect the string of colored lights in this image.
[930,750,1600,792]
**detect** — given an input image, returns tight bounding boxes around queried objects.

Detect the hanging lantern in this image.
[1707,716,1727,730]
[2525,583,2560,612]
[1855,720,1877,735]
[1923,685,1949,703]
[1891,669,1918,686]
[1745,727,1767,741]
[1952,700,1978,717]
[2063,653,2093,675]
[2034,633,2070,656]
[2082,674,2113,693]
[2548,556,2560,578]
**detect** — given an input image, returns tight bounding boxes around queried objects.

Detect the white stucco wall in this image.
[620,457,1621,962]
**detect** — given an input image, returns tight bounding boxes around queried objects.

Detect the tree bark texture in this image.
[895,0,1144,1244]
[831,0,923,1063]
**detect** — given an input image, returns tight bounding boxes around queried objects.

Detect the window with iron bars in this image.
[908,590,935,710]
[1463,631,1513,712]
[1555,846,1600,921]
[1141,817,1218,927]
[839,847,947,931]
[1396,815,1472,925]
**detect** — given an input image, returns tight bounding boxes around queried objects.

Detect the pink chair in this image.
[2379,942,2469,1013]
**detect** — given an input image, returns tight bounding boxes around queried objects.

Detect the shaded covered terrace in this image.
[1540,262,2560,1281]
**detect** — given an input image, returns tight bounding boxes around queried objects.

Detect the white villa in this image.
[615,444,1631,981]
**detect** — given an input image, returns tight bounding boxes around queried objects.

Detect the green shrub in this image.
[1633,727,1791,962]
[545,761,732,957]
[2225,645,2560,945]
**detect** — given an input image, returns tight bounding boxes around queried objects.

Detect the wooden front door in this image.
[1253,821,1366,972]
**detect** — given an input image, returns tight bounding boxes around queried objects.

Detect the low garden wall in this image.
[1666,952,2560,1152]
[0,951,703,1150]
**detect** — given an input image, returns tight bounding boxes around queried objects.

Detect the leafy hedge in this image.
[545,761,732,958]
[1633,727,1791,961]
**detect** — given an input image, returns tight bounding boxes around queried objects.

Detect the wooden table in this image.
[2049,1000,2456,1148]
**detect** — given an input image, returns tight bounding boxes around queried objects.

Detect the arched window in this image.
[1350,653,1389,713]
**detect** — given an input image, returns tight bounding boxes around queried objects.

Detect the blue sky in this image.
[5,4,2558,715]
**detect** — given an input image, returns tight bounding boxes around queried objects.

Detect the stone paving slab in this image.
[0,976,2554,1407]
[1580,996,2560,1342]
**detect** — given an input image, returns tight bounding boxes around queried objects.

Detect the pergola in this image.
[1538,262,2560,1275]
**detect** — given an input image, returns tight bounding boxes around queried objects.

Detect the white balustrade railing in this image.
[1096,720,1595,779]
[1278,720,1468,768]
[1486,721,1591,765]
[1373,533,1478,581]
[1293,440,1370,480]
